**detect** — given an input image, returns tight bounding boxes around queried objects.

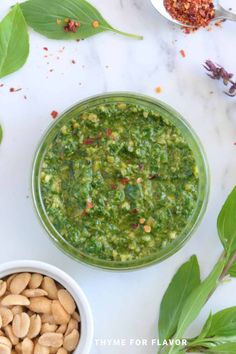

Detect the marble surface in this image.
[0,0,236,353]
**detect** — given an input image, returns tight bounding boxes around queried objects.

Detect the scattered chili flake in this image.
[164,0,215,30]
[81,209,87,217]
[43,47,48,51]
[180,49,186,58]
[131,224,139,230]
[71,60,76,64]
[111,184,118,190]
[120,178,130,185]
[87,201,94,209]
[83,137,96,145]
[155,86,162,94]
[10,87,22,92]
[0,84,4,87]
[64,20,81,33]
[51,110,58,119]
[92,20,100,28]
[106,128,113,137]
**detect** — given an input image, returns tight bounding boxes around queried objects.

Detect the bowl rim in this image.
[32,91,210,270]
[0,260,94,354]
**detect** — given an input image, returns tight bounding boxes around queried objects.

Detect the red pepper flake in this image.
[83,137,95,145]
[71,60,76,64]
[120,178,129,185]
[92,20,100,28]
[180,49,186,58]
[81,209,87,217]
[106,128,113,137]
[86,201,94,209]
[234,142,236,146]
[0,84,4,87]
[64,20,81,33]
[43,47,48,51]
[130,208,138,214]
[51,110,58,119]
[10,87,22,92]
[155,86,162,94]
[164,0,215,30]
[131,224,139,229]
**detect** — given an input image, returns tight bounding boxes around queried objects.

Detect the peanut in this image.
[39,333,63,348]
[52,301,70,325]
[28,298,52,314]
[12,313,30,338]
[41,278,58,300]
[10,274,31,295]
[57,291,75,316]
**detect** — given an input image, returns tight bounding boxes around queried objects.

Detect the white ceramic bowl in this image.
[0,260,93,354]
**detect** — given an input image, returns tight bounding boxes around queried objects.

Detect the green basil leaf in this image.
[0,5,29,79]
[0,125,2,144]
[198,312,213,339]
[206,307,236,337]
[229,263,236,277]
[158,255,200,342]
[207,343,236,353]
[175,259,225,340]
[21,0,142,40]
[217,187,236,257]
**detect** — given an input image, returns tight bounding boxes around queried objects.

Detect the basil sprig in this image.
[158,187,236,354]
[0,0,142,79]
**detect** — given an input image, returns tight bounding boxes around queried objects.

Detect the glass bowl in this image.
[32,93,210,270]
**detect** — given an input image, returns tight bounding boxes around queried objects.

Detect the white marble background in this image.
[0,0,236,353]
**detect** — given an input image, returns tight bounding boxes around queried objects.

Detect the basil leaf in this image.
[21,0,142,40]
[0,5,29,79]
[217,187,236,257]
[0,125,2,144]
[207,343,236,353]
[198,313,213,339]
[175,259,225,339]
[158,255,200,342]
[206,307,236,337]
[229,263,236,277]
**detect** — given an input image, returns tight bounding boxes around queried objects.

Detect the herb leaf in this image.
[21,0,142,40]
[158,255,200,342]
[207,343,236,353]
[217,187,236,257]
[205,307,236,337]
[229,263,236,277]
[0,5,29,79]
[0,125,2,144]
[175,259,225,339]
[198,312,213,340]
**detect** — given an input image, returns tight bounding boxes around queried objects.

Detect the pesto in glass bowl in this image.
[32,93,209,270]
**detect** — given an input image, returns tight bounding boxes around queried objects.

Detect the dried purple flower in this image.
[204,60,236,97]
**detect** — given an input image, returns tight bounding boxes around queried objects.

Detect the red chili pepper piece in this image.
[111,184,118,190]
[51,110,58,119]
[83,138,95,145]
[87,202,94,209]
[106,128,113,137]
[120,178,129,185]
[131,224,139,229]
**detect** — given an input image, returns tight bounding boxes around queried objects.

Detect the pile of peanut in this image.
[0,273,80,354]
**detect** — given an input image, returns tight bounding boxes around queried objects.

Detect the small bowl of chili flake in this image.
[32,93,209,270]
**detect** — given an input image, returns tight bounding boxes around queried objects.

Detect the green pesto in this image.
[40,103,199,262]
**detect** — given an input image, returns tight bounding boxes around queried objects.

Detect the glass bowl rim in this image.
[32,92,210,271]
